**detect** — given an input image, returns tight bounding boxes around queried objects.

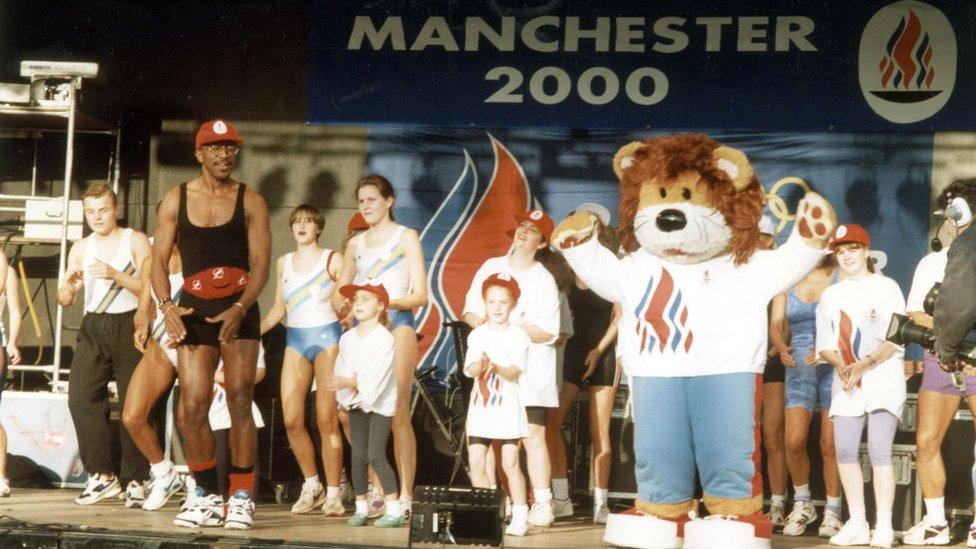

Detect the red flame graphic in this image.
[878,10,935,89]
[440,139,531,318]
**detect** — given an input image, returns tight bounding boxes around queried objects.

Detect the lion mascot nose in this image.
[656,209,687,232]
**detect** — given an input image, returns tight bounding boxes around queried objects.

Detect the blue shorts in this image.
[286,322,341,362]
[784,336,833,411]
[388,309,414,331]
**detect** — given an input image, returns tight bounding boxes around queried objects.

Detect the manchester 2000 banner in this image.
[309,0,975,131]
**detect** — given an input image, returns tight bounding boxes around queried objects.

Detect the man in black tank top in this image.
[150,120,270,530]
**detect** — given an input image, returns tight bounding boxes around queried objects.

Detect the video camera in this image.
[886,283,976,371]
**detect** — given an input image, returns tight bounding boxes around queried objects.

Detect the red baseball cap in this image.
[482,272,521,302]
[347,212,369,232]
[339,282,389,308]
[513,209,554,242]
[196,119,244,149]
[829,224,871,250]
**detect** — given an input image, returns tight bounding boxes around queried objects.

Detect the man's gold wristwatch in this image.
[158,297,175,311]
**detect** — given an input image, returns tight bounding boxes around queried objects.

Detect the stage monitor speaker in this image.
[409,485,504,547]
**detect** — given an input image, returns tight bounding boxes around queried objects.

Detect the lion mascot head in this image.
[614,133,764,265]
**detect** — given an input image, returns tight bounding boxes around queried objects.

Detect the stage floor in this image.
[0,489,971,548]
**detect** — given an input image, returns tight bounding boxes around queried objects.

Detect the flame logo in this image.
[879,10,934,90]
[870,8,942,104]
[414,135,535,382]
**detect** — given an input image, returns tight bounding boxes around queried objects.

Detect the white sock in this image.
[355,500,368,516]
[848,504,867,525]
[924,497,946,525]
[770,494,786,507]
[326,485,340,499]
[826,495,843,514]
[385,499,402,517]
[303,475,321,490]
[594,487,609,505]
[793,483,811,502]
[533,488,553,503]
[150,460,173,478]
[876,510,893,531]
[511,504,528,521]
[552,478,569,500]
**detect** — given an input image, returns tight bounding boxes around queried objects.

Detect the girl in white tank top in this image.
[259,205,346,514]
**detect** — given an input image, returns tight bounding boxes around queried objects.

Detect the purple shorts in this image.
[920,352,976,396]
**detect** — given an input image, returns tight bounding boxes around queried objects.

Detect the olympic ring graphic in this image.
[764,177,812,235]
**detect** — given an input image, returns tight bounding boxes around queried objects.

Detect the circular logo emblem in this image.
[859,1,957,124]
[529,210,543,221]
[213,120,228,134]
[835,225,848,239]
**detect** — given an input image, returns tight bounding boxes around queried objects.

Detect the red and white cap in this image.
[347,212,369,232]
[513,209,554,242]
[481,272,521,301]
[196,119,244,149]
[829,224,871,250]
[339,282,389,308]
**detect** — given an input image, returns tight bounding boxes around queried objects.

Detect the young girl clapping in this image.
[465,273,532,536]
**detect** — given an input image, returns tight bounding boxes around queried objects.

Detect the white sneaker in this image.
[593,501,609,524]
[173,487,224,528]
[767,503,786,528]
[143,466,183,511]
[552,497,574,518]
[870,527,895,548]
[506,515,529,536]
[829,520,870,546]
[783,500,819,536]
[527,500,555,527]
[0,478,10,497]
[819,509,844,538]
[291,483,325,514]
[124,480,146,508]
[75,475,122,505]
[902,517,950,545]
[225,490,255,530]
[322,495,345,516]
[967,523,976,548]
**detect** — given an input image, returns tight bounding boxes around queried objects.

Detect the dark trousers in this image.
[67,311,147,483]
[349,409,397,497]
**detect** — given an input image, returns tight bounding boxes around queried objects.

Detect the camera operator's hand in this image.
[938,356,961,373]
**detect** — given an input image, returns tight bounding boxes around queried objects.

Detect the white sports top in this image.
[282,249,338,328]
[354,225,410,300]
[83,228,139,314]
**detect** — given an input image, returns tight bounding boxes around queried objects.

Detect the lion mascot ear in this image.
[712,146,755,191]
[613,141,645,180]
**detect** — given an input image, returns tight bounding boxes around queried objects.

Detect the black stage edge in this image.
[0,517,390,549]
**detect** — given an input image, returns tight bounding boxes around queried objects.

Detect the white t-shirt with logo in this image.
[906,249,947,313]
[464,323,531,440]
[816,274,906,418]
[333,324,397,416]
[562,232,823,377]
[463,255,560,407]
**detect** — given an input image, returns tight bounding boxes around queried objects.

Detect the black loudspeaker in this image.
[409,486,505,547]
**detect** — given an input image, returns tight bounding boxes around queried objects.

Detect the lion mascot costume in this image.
[552,134,836,549]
